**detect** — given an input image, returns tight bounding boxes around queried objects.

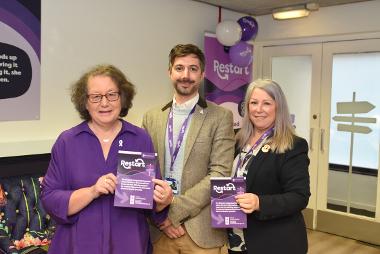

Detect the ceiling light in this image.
[272,5,310,20]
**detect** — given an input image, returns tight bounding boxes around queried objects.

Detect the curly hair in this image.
[168,44,205,72]
[70,64,136,121]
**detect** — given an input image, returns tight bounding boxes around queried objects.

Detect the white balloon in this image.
[216,20,242,46]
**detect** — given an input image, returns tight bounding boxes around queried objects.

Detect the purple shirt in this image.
[41,120,166,254]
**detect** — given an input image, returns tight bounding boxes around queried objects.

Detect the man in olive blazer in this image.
[143,98,234,250]
[142,44,235,253]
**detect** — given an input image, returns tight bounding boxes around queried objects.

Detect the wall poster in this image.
[0,1,41,121]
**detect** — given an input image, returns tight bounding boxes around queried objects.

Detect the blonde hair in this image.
[236,79,295,153]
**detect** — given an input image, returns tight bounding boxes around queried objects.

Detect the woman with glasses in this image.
[41,64,173,254]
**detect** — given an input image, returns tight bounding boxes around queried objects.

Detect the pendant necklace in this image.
[90,121,121,144]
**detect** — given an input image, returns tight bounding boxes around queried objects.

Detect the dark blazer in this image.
[243,136,310,254]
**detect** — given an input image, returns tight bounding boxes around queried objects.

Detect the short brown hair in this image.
[71,64,136,121]
[168,44,205,72]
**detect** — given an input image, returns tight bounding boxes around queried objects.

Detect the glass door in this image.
[318,39,380,244]
[262,43,322,229]
[260,38,380,245]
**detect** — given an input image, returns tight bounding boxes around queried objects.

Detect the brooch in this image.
[261,144,271,153]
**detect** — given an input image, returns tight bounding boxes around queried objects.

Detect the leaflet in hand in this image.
[114,151,157,209]
[211,177,246,228]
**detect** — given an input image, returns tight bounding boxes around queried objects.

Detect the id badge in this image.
[165,177,179,195]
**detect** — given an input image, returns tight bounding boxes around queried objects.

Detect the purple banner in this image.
[204,33,253,129]
[114,151,157,209]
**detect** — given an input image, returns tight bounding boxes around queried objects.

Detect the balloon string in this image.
[218,6,221,23]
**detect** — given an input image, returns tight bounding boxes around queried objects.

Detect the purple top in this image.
[41,120,167,254]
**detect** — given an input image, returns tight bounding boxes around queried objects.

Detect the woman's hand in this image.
[68,173,117,215]
[91,173,117,199]
[153,179,173,211]
[236,193,260,214]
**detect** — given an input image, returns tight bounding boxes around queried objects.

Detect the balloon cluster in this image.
[216,16,258,67]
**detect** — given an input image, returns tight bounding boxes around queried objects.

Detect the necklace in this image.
[89,121,121,144]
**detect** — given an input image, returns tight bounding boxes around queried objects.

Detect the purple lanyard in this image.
[235,127,274,175]
[167,106,196,172]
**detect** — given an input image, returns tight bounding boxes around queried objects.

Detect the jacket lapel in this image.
[245,149,269,190]
[183,104,207,166]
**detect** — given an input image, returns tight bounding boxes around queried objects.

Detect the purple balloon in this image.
[238,16,258,41]
[229,41,253,67]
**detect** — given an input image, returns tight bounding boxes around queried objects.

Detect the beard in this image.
[173,78,199,96]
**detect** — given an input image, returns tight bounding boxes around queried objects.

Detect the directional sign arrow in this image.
[337,101,375,114]
[337,124,372,134]
[332,116,377,123]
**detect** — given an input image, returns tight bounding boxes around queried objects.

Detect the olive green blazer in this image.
[142,97,235,248]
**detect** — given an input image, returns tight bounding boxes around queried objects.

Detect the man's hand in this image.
[159,218,185,239]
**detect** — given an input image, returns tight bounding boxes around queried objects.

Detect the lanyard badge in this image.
[166,106,196,194]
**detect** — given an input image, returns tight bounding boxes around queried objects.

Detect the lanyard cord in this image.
[235,128,274,176]
[167,106,196,172]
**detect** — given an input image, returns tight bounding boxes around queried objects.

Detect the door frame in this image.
[261,43,322,229]
[317,38,380,245]
[254,32,380,245]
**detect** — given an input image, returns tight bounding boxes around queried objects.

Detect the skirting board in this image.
[316,210,380,245]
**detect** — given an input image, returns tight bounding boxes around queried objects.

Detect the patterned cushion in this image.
[0,175,55,254]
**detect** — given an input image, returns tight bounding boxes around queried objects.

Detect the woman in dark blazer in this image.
[228,79,310,254]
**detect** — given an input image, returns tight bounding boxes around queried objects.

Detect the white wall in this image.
[255,0,380,41]
[0,0,243,157]
[2,0,380,158]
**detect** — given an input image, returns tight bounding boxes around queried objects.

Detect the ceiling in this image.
[192,0,372,16]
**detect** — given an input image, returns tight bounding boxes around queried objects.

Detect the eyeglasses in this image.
[87,92,120,103]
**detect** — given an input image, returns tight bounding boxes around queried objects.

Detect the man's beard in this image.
[173,78,198,96]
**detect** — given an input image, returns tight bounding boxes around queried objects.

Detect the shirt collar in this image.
[172,93,199,110]
[73,120,138,137]
[162,96,207,111]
